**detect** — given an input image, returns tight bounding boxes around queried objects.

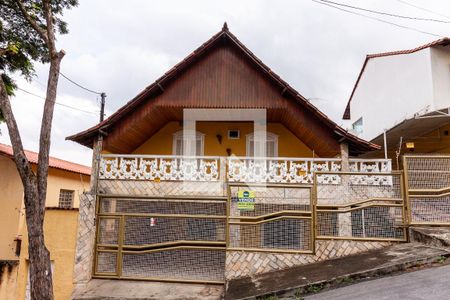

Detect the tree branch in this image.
[36,51,64,212]
[0,76,36,187]
[42,0,57,56]
[13,0,49,46]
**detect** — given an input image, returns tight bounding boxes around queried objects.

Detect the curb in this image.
[244,252,450,300]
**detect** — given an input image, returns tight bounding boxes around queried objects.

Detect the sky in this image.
[0,0,449,166]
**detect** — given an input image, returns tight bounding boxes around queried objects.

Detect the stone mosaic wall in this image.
[73,192,96,285]
[225,240,390,279]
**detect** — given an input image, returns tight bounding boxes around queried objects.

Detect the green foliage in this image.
[435,256,446,264]
[306,283,324,294]
[0,0,79,91]
[294,289,304,300]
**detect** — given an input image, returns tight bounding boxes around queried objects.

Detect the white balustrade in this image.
[99,155,392,184]
[100,155,220,181]
[227,157,342,184]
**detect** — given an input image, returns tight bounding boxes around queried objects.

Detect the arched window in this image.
[246,132,278,157]
[172,130,205,156]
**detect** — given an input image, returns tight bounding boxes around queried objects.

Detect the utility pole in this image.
[100,92,106,122]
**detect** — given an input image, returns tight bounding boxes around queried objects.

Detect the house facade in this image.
[0,143,90,300]
[343,38,450,161]
[68,25,406,295]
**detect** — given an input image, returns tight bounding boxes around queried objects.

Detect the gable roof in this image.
[343,37,450,120]
[0,143,91,175]
[67,23,379,155]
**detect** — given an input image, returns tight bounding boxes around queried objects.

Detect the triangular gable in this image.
[68,24,378,156]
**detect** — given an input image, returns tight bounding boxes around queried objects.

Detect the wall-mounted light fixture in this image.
[406,142,415,152]
[226,148,232,156]
[216,134,223,144]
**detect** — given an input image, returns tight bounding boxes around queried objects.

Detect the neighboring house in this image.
[66,25,400,298]
[0,143,90,300]
[343,38,450,162]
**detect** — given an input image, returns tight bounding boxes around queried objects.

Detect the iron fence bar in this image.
[227,182,314,188]
[228,215,312,225]
[121,241,226,250]
[93,275,225,285]
[409,192,450,198]
[316,198,403,208]
[409,187,450,194]
[227,210,311,220]
[311,175,317,254]
[226,183,231,250]
[399,172,409,241]
[121,245,226,254]
[316,236,407,242]
[117,215,125,277]
[97,194,228,201]
[225,247,314,255]
[410,222,450,226]
[98,212,227,219]
[316,203,404,213]
[403,156,412,226]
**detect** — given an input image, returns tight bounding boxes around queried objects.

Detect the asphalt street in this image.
[305,264,450,300]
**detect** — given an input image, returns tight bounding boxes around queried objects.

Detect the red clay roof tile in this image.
[0,143,91,175]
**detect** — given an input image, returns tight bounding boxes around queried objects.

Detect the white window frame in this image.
[246,132,278,157]
[172,130,205,156]
[228,130,240,139]
[352,117,363,135]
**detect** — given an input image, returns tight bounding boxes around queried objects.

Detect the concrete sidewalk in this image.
[305,264,450,300]
[72,279,223,300]
[225,243,450,300]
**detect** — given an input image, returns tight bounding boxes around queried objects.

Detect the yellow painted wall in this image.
[45,168,89,208]
[0,155,90,299]
[15,209,79,300]
[0,156,24,261]
[408,123,450,154]
[0,262,18,300]
[133,121,315,157]
[0,157,89,260]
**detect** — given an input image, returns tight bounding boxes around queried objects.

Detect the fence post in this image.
[402,155,411,227]
[338,142,352,237]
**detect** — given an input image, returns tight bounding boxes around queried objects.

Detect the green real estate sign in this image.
[237,190,255,211]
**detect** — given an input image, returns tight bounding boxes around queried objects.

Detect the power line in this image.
[396,0,450,20]
[317,0,450,23]
[16,87,100,116]
[311,0,444,38]
[59,72,103,95]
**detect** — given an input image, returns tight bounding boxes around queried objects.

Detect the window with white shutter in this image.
[246,132,278,157]
[172,130,205,156]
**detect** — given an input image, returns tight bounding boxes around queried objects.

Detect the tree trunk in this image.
[0,51,64,300]
[24,188,54,300]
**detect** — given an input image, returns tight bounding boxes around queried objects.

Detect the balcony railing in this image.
[99,155,392,184]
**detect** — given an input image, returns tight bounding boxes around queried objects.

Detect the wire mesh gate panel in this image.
[404,155,450,225]
[94,195,227,283]
[227,184,314,254]
[314,172,407,242]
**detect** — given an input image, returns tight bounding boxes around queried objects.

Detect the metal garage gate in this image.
[93,195,227,284]
[404,155,450,226]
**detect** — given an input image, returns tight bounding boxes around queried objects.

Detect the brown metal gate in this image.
[404,155,450,226]
[226,183,315,254]
[314,171,408,242]
[93,195,227,284]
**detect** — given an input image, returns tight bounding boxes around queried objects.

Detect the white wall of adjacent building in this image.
[431,46,450,111]
[348,46,450,141]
